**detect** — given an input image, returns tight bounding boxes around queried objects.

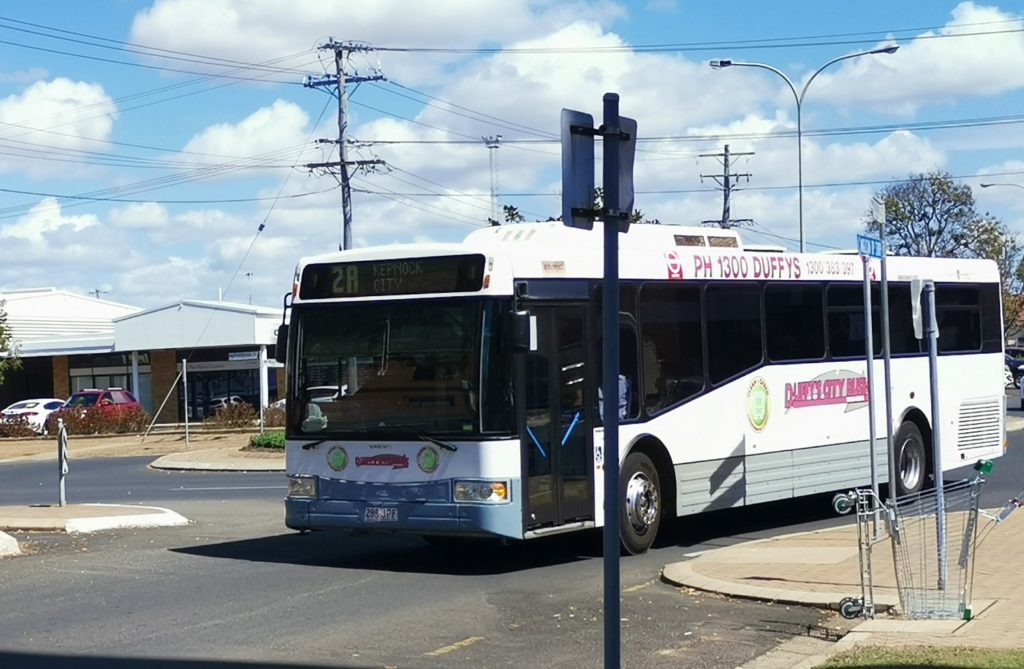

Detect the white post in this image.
[182,358,190,451]
[259,345,268,434]
[57,418,68,507]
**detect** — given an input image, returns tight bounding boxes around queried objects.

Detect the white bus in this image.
[278,222,1006,553]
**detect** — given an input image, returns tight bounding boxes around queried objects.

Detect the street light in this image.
[710,45,899,252]
[980,182,1024,191]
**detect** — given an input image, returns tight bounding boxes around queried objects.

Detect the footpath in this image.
[662,413,1024,668]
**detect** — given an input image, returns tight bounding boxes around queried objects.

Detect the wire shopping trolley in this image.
[835,460,1021,620]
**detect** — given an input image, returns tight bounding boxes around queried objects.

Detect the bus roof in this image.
[292,222,1000,301]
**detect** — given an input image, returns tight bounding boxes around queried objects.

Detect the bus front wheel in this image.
[620,451,661,555]
[894,421,927,497]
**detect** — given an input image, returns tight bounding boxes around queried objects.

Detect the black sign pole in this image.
[601,91,622,669]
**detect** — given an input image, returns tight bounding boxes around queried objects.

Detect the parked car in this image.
[0,398,66,434]
[62,388,141,415]
[1006,354,1024,388]
[208,395,247,412]
[1007,346,1024,360]
[307,385,345,402]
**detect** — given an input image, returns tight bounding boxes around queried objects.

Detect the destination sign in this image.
[299,254,486,299]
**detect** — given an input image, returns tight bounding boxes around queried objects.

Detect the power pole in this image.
[483,135,502,225]
[304,40,385,250]
[700,144,754,228]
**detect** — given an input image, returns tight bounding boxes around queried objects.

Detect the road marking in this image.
[425,636,484,656]
[623,579,654,593]
[171,486,286,491]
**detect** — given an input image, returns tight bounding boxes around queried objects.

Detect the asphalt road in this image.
[0,456,286,506]
[2,424,1022,669]
[0,463,831,669]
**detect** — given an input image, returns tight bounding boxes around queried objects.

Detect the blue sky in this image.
[0,0,1021,309]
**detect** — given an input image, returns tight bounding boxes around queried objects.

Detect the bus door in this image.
[518,305,594,530]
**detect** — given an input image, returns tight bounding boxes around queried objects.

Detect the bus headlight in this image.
[288,476,317,498]
[454,480,510,504]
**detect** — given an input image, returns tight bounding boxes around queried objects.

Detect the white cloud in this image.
[0,78,118,178]
[130,0,626,85]
[0,67,49,84]
[118,256,212,304]
[108,202,171,230]
[809,2,1024,113]
[0,197,98,244]
[182,99,312,161]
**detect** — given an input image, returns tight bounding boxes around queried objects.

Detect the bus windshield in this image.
[291,298,510,437]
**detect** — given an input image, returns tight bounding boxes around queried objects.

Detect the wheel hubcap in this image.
[899,437,923,491]
[625,472,658,533]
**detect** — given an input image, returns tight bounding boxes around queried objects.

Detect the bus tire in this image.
[620,451,661,555]
[893,421,927,496]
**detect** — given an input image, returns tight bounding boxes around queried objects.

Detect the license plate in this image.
[363,506,398,523]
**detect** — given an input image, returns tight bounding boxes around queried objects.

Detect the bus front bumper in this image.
[285,479,523,539]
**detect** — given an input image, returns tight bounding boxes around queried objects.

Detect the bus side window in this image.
[638,283,704,414]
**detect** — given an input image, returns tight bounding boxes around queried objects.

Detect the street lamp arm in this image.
[799,46,899,105]
[715,61,799,107]
[980,182,1024,191]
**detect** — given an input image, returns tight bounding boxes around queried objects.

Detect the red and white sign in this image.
[665,251,683,279]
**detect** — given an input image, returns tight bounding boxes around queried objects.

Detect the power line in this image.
[374,23,1024,54]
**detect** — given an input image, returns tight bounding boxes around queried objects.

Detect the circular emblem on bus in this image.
[747,378,770,432]
[327,446,348,471]
[417,446,440,473]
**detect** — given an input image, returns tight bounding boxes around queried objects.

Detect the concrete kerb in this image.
[65,504,189,533]
[148,449,284,472]
[0,530,19,557]
[0,503,189,534]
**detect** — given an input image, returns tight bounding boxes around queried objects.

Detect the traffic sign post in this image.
[562,94,637,669]
[859,244,880,532]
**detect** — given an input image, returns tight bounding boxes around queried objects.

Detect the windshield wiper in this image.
[300,439,329,451]
[371,426,459,452]
[419,433,458,452]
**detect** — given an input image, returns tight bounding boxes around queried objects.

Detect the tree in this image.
[0,299,21,386]
[865,169,1024,338]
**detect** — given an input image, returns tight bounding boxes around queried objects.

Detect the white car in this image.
[208,395,247,412]
[1,398,66,434]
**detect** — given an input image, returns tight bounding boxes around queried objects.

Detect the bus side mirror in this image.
[508,311,537,352]
[274,324,288,364]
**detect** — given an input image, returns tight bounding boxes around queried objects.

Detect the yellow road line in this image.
[425,636,485,656]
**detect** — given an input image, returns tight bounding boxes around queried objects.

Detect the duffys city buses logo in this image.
[746,377,770,432]
[327,446,348,471]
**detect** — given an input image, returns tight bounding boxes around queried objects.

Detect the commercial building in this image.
[0,288,284,422]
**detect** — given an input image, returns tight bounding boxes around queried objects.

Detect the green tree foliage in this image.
[0,299,21,386]
[866,170,1024,338]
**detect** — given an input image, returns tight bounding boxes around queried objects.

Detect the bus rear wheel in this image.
[894,421,927,497]
[620,451,661,555]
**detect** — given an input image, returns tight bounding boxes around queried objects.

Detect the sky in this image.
[0,0,1022,310]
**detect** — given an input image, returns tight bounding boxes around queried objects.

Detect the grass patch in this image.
[247,430,284,450]
[820,646,1024,668]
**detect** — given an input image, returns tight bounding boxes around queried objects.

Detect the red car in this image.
[62,388,141,414]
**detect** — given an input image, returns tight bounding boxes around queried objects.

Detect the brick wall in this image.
[276,367,287,400]
[150,349,179,423]
[52,356,70,399]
